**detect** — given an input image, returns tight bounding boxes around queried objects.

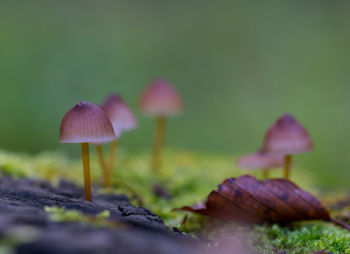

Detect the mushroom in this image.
[100,93,138,185]
[237,150,284,179]
[59,101,116,201]
[139,78,183,171]
[262,114,313,179]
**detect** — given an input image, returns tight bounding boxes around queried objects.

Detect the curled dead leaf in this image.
[178,175,350,231]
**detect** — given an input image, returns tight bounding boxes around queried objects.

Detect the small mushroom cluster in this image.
[59,78,313,202]
[237,114,313,180]
[59,78,183,201]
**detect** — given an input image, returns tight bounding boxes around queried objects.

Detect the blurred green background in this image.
[0,1,349,188]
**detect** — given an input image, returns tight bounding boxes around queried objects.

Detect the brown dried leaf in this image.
[180,175,331,223]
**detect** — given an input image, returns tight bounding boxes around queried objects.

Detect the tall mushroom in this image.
[59,101,116,201]
[237,150,284,179]
[139,78,183,171]
[101,93,138,185]
[262,114,313,179]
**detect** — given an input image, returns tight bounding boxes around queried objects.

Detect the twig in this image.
[331,219,350,232]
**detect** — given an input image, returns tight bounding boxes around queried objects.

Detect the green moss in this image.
[0,149,317,224]
[0,149,349,252]
[44,207,115,228]
[249,223,350,253]
[0,227,38,254]
[204,222,350,253]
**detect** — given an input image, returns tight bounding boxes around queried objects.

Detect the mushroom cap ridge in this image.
[101,93,138,134]
[262,114,313,155]
[60,101,117,144]
[139,78,183,116]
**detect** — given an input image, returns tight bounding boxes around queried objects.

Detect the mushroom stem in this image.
[284,155,292,179]
[262,170,269,179]
[96,145,110,188]
[81,143,92,201]
[151,116,166,171]
[108,140,118,175]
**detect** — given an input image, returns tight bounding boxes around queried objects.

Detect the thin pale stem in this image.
[81,143,92,201]
[284,154,292,180]
[262,169,269,180]
[151,117,166,171]
[108,139,118,177]
[96,145,110,188]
